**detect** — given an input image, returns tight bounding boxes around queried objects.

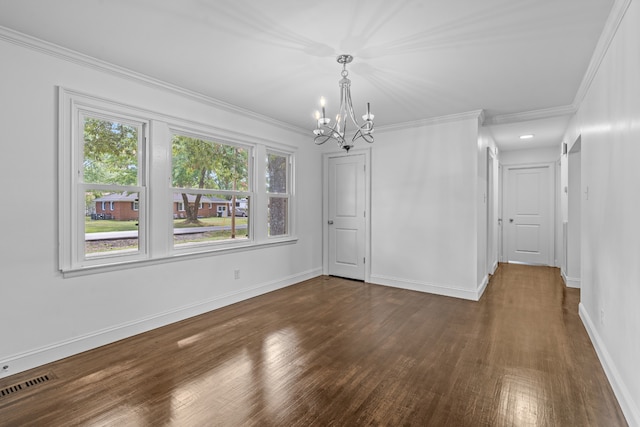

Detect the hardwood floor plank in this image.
[0,264,627,426]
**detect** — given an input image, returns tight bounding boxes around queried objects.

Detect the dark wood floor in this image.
[0,264,627,426]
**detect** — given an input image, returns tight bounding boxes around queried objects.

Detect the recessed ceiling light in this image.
[520,134,534,140]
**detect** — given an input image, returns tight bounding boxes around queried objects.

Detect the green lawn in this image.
[85,216,248,233]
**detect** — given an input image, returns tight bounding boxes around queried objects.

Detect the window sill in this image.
[61,236,298,278]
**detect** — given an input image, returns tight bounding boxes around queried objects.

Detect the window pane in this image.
[268,197,288,236]
[266,153,287,193]
[173,193,249,247]
[172,135,249,191]
[85,190,139,256]
[83,117,138,185]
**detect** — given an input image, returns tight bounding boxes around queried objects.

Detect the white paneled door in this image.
[328,154,366,280]
[505,165,553,265]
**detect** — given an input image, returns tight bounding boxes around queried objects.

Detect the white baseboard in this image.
[579,303,639,427]
[490,261,498,275]
[369,274,483,301]
[477,274,489,300]
[561,270,581,288]
[0,268,322,379]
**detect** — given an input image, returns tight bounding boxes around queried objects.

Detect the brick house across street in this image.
[93,192,230,220]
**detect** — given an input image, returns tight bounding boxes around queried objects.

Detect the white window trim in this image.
[59,87,297,276]
[59,89,149,272]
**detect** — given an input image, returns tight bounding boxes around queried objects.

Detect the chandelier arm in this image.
[314,122,346,146]
[314,133,333,145]
[349,120,375,143]
[344,92,362,130]
[342,80,374,141]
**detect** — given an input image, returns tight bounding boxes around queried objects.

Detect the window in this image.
[59,88,295,274]
[58,96,148,271]
[266,151,290,237]
[171,134,251,249]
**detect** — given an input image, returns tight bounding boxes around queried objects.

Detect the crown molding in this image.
[0,25,308,137]
[572,0,632,108]
[484,105,576,126]
[377,109,485,133]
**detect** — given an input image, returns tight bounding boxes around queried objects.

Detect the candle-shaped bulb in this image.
[363,102,374,121]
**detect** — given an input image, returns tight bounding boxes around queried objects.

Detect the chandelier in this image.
[313,54,374,152]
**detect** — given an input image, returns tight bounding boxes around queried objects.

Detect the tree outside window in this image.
[82,116,143,257]
[266,151,289,237]
[171,134,250,246]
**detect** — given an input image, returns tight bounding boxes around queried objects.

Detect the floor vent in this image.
[0,374,53,398]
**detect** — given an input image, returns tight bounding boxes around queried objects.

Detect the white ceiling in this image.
[0,0,615,151]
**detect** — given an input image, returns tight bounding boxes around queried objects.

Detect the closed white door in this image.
[505,165,553,265]
[328,154,366,280]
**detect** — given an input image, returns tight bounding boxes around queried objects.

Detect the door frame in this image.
[486,147,498,274]
[501,162,556,266]
[322,147,371,282]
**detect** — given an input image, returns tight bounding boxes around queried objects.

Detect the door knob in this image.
[328,220,334,224]
[509,218,514,223]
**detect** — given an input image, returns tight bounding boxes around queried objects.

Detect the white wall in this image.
[369,114,487,300]
[499,146,560,165]
[0,31,323,377]
[570,0,640,424]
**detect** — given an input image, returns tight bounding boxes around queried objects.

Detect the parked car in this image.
[234,208,247,217]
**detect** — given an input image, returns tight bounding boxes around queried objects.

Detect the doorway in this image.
[487,147,498,274]
[323,150,370,281]
[565,137,581,287]
[503,164,554,265]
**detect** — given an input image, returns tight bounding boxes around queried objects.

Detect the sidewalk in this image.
[85,225,247,240]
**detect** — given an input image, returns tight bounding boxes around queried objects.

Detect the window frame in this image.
[59,88,296,276]
[168,128,254,254]
[59,91,149,271]
[266,149,293,238]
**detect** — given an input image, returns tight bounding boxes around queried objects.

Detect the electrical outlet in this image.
[234,269,240,280]
[600,309,605,324]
